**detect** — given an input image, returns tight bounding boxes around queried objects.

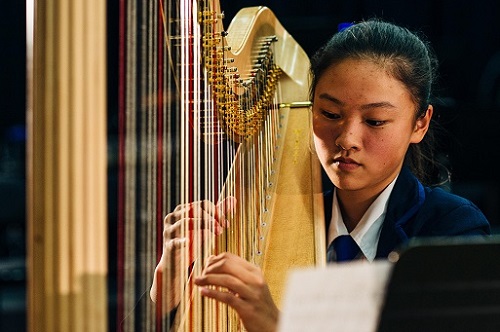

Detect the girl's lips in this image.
[334,157,359,165]
[334,157,360,171]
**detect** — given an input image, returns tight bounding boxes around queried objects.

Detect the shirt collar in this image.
[327,176,398,261]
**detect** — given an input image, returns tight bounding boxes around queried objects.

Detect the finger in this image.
[197,283,244,308]
[214,196,237,227]
[165,200,215,224]
[194,271,236,287]
[165,216,224,239]
[194,273,250,301]
[197,199,233,231]
[195,253,263,298]
[204,252,259,276]
[165,200,228,233]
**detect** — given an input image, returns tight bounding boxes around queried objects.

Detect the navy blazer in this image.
[324,166,491,259]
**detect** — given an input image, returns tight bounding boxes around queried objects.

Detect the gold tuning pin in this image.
[279,101,313,108]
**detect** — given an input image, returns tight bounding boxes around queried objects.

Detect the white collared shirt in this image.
[327,176,398,262]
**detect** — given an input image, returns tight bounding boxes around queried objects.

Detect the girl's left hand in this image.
[194,252,280,332]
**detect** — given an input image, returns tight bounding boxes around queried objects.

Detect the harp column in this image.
[26,0,107,331]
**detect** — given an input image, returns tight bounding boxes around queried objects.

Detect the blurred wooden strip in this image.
[27,0,107,331]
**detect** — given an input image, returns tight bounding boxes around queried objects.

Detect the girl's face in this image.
[312,58,432,198]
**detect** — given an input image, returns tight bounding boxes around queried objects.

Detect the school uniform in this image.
[324,166,491,262]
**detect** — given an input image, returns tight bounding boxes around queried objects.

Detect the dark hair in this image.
[310,19,447,186]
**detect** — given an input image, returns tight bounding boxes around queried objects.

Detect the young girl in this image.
[152,19,491,332]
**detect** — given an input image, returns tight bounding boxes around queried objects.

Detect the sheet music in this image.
[278,260,393,332]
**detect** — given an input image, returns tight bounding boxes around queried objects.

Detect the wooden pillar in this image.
[26,0,108,331]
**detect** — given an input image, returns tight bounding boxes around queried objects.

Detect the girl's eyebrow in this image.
[318,93,396,110]
[318,93,343,106]
[360,101,397,110]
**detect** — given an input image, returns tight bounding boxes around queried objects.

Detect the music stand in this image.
[377,235,500,332]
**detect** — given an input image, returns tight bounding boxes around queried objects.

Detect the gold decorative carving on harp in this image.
[117,1,325,331]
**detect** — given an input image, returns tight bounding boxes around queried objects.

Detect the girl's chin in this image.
[329,176,362,191]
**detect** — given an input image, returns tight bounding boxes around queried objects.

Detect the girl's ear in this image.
[411,105,433,144]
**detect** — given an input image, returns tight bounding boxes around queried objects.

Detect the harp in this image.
[117,1,325,331]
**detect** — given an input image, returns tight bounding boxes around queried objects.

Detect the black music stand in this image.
[377,235,500,332]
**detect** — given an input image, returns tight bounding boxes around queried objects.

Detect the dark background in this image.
[1,0,499,331]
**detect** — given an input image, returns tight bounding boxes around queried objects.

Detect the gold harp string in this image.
[180,1,191,330]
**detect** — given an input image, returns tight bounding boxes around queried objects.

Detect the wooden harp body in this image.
[117,2,325,331]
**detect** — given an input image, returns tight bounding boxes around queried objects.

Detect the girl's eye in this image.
[366,119,386,127]
[321,110,340,120]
